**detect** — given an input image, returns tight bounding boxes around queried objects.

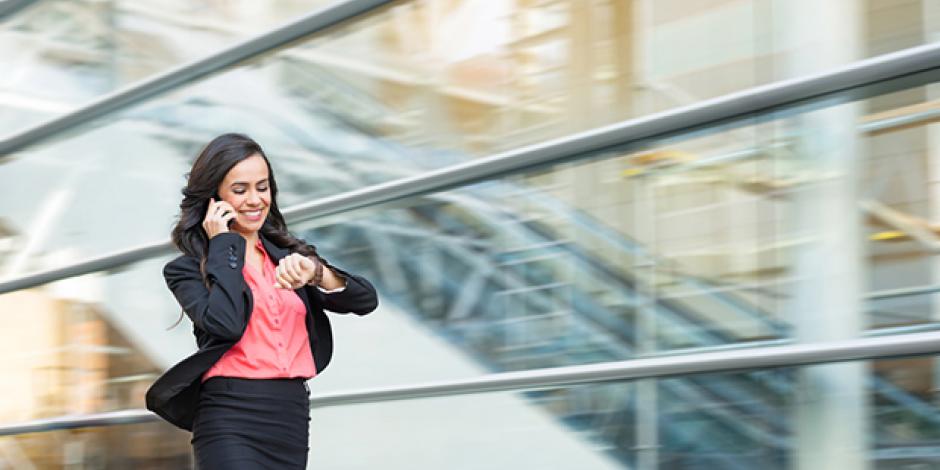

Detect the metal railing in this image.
[1,330,938,436]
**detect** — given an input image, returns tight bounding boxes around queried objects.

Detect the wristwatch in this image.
[307,256,325,287]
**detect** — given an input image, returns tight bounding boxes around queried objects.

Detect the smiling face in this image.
[217,153,271,236]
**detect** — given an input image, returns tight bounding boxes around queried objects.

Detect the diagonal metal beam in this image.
[0,0,395,157]
[0,0,38,20]
[860,199,940,252]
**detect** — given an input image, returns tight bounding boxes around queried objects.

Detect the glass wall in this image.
[1,0,939,469]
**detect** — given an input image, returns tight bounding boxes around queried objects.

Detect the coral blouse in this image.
[202,238,317,382]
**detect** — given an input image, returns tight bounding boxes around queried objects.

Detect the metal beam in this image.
[0,0,395,156]
[0,0,38,20]
[2,43,940,293]
[0,240,174,293]
[0,329,938,436]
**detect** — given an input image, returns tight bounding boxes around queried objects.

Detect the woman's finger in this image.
[293,255,316,286]
[217,205,233,220]
[221,211,236,226]
[275,268,295,289]
[272,269,291,289]
[283,255,304,284]
[202,198,235,239]
[298,255,316,273]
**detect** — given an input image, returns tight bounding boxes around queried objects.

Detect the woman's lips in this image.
[241,209,264,221]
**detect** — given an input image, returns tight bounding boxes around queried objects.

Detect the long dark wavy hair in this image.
[167,133,323,329]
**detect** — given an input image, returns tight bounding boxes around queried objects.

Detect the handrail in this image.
[2,43,940,294]
[1,330,938,436]
[0,0,394,156]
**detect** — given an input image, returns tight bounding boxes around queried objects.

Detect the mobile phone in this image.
[213,194,236,228]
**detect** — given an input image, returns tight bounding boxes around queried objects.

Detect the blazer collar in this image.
[259,231,289,262]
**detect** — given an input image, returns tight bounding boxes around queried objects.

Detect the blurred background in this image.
[1,0,940,468]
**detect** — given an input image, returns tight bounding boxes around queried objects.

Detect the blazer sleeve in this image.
[309,263,378,316]
[163,233,251,341]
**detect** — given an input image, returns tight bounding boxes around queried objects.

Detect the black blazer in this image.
[145,231,378,431]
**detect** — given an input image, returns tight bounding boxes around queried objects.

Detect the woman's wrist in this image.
[306,257,324,287]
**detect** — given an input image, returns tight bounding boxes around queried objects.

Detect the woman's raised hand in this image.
[203,197,236,239]
[274,253,319,289]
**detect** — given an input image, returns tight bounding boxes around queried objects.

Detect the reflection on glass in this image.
[0,423,191,468]
[1,1,940,468]
[0,0,334,135]
[0,255,191,419]
[2,79,940,389]
[0,256,192,468]
[2,355,937,468]
[301,356,935,469]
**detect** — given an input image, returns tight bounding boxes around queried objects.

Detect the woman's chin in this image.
[232,220,263,234]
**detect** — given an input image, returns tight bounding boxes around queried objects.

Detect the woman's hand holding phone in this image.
[203,197,236,239]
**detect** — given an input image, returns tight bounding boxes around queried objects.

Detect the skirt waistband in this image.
[202,376,308,395]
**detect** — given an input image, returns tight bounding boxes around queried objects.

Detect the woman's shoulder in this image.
[163,254,199,280]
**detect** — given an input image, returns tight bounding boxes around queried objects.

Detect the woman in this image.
[145,133,378,469]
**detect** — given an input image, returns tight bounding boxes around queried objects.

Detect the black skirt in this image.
[192,377,311,470]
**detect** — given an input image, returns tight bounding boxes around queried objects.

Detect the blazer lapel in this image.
[260,233,288,263]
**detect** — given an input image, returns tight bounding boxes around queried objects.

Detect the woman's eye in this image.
[233,190,245,195]
[258,186,268,192]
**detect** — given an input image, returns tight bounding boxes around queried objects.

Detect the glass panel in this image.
[2,78,940,379]
[0,0,335,135]
[315,355,940,469]
[6,355,931,468]
[2,5,938,289]
[0,255,190,421]
[0,421,192,468]
[6,0,937,147]
[311,359,940,469]
[863,80,940,331]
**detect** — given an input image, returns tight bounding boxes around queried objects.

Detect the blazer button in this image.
[229,261,238,269]
[228,255,238,262]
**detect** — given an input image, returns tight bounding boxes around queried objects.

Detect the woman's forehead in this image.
[223,154,269,183]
